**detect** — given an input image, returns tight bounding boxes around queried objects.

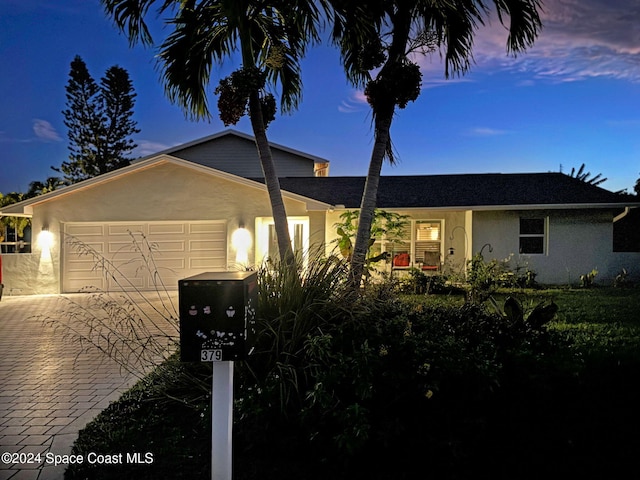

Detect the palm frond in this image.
[329,0,385,88]
[158,2,236,119]
[422,0,488,78]
[493,0,543,54]
[101,0,160,46]
[568,163,608,186]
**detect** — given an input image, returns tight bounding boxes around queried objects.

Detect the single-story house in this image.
[1,129,639,295]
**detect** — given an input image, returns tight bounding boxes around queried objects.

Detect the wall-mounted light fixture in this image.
[38,226,54,250]
[231,225,252,265]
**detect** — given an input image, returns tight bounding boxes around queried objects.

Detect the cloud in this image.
[338,90,368,113]
[467,127,510,136]
[133,140,173,156]
[342,1,640,104]
[414,0,640,83]
[0,120,62,143]
[32,119,62,142]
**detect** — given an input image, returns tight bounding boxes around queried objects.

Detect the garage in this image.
[62,221,227,292]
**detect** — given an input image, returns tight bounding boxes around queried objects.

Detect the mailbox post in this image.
[179,271,258,480]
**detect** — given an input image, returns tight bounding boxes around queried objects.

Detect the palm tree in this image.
[330,0,543,286]
[101,0,322,262]
[27,177,66,198]
[568,163,608,186]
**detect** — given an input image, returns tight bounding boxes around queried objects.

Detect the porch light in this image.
[231,227,252,265]
[448,247,455,256]
[38,228,54,250]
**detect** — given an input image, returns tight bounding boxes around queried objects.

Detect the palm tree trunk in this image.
[247,89,294,263]
[349,114,392,286]
[349,9,412,288]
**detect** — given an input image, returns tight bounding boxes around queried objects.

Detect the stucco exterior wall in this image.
[1,253,59,296]
[471,209,635,285]
[3,162,324,295]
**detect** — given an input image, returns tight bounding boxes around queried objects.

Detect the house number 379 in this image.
[201,350,223,362]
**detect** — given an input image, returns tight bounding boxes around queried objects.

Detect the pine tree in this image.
[58,56,101,183]
[56,55,139,183]
[98,65,139,174]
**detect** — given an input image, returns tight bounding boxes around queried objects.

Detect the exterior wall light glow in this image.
[38,228,54,250]
[231,227,252,265]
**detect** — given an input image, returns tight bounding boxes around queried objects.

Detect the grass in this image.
[65,285,640,480]
[496,286,640,361]
[476,286,640,479]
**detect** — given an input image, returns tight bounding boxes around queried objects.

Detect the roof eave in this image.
[1,155,332,214]
[134,129,331,165]
[468,202,640,211]
[370,202,640,211]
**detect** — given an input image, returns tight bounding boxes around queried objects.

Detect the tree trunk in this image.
[247,89,294,263]
[349,114,392,286]
[349,9,412,288]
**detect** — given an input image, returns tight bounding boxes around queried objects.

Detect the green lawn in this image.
[482,287,640,480]
[492,287,640,359]
[66,286,640,480]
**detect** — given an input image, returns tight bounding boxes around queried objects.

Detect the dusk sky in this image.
[1,0,640,195]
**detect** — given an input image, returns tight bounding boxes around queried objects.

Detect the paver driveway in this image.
[0,293,177,480]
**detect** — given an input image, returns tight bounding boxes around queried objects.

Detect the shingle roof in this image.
[271,173,633,209]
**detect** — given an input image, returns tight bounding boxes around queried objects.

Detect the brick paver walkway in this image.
[0,293,177,480]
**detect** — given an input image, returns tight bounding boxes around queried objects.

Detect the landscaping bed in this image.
[65,284,640,479]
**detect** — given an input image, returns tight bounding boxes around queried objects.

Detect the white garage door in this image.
[62,221,227,292]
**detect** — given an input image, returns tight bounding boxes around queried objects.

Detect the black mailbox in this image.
[179,271,258,362]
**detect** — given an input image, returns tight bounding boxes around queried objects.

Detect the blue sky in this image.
[1,0,640,194]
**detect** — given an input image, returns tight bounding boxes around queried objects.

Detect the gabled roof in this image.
[274,173,638,210]
[0,155,330,216]
[135,129,331,165]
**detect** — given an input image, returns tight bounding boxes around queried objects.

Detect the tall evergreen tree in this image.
[58,55,101,183]
[99,65,139,174]
[57,55,139,183]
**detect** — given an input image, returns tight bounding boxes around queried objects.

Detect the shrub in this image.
[234,275,558,479]
[396,268,451,294]
[613,268,630,287]
[63,241,562,480]
[67,355,212,480]
[580,268,598,288]
[238,250,350,412]
[467,253,538,302]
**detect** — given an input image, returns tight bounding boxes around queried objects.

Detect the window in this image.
[390,219,443,270]
[267,222,305,259]
[0,224,32,254]
[519,218,546,254]
[256,216,309,265]
[613,209,640,252]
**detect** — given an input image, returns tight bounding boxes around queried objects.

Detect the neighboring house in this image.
[1,130,638,295]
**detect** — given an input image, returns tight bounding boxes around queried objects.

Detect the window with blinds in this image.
[389,220,443,269]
